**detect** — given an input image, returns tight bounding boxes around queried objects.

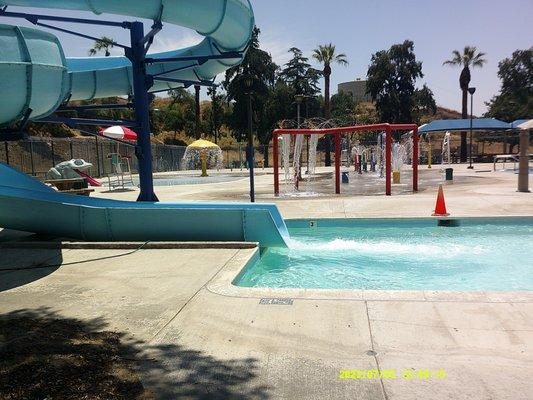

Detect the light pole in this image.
[467,87,476,169]
[244,74,255,202]
[194,84,201,140]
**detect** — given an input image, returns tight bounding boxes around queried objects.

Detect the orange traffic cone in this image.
[432,185,450,216]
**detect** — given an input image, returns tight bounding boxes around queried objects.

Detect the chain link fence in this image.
[0,137,283,179]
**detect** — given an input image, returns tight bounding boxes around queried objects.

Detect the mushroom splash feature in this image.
[182,139,223,177]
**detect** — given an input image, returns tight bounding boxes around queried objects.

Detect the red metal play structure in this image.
[272,123,419,196]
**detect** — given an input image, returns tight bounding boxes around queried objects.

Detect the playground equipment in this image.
[0,162,289,247]
[273,123,419,196]
[182,139,222,177]
[47,159,101,187]
[442,131,452,165]
[391,142,408,184]
[0,0,254,201]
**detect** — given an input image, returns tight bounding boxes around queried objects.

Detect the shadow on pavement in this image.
[0,308,270,400]
[0,244,62,292]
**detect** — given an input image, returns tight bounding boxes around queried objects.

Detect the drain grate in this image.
[259,298,294,305]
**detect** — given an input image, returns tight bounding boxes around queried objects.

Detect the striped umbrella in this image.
[99,126,138,141]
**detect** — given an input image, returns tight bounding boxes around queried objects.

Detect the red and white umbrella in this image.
[99,126,137,141]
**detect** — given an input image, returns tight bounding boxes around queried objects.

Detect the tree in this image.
[279,48,321,96]
[312,44,348,165]
[486,48,532,122]
[367,40,424,124]
[205,86,227,143]
[353,102,379,125]
[88,36,115,57]
[412,84,437,124]
[223,27,277,159]
[330,91,355,120]
[443,46,487,161]
[163,88,195,140]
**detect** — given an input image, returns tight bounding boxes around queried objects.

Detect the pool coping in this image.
[206,247,533,303]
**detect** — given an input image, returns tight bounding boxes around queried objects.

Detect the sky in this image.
[2,0,532,116]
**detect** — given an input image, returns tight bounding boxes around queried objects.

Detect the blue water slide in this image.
[0,163,290,247]
[0,0,254,125]
[0,2,291,247]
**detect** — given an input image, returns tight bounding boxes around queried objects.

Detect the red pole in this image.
[273,133,280,196]
[385,126,392,196]
[412,126,419,192]
[335,132,341,194]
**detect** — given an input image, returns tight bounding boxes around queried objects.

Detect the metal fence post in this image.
[95,135,101,177]
[238,142,243,170]
[50,139,56,167]
[4,142,9,165]
[29,140,35,175]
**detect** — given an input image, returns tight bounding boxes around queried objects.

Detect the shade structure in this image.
[516,119,533,130]
[188,139,220,149]
[99,126,138,141]
[419,118,511,133]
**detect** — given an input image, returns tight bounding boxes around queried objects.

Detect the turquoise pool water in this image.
[235,218,533,291]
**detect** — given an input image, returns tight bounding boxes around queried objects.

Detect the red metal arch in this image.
[272,123,419,196]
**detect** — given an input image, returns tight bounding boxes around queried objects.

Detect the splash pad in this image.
[182,139,223,177]
[273,122,420,197]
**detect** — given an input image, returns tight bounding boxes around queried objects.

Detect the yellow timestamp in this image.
[339,369,447,380]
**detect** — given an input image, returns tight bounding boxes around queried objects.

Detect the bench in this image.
[59,188,95,196]
[493,154,519,171]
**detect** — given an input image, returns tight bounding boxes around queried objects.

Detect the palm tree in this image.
[443,46,487,162]
[88,36,115,57]
[313,44,348,165]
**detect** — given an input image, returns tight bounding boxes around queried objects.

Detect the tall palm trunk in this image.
[324,71,331,119]
[459,66,471,162]
[324,66,332,166]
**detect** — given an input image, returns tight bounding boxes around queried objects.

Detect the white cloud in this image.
[260,32,306,67]
[149,30,203,54]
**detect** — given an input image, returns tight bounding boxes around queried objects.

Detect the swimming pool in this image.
[235,218,533,291]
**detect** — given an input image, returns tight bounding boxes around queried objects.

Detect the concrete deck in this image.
[92,163,533,219]
[1,162,532,399]
[1,244,532,399]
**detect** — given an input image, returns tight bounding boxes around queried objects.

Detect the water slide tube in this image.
[0,163,290,247]
[0,2,291,247]
[0,0,254,126]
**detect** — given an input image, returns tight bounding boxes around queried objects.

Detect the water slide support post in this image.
[127,21,158,202]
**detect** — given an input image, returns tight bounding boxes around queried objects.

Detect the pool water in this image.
[235,218,533,291]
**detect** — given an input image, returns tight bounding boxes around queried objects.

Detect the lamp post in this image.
[467,87,476,169]
[194,84,201,140]
[244,73,255,202]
